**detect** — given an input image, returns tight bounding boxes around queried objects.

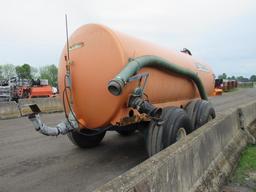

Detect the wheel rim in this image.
[176,127,187,141]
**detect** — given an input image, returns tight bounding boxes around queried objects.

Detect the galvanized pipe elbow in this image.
[29,114,77,136]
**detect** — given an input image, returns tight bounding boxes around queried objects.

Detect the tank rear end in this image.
[58,24,127,129]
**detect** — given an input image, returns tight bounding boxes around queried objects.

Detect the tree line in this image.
[0,64,58,87]
[218,73,256,82]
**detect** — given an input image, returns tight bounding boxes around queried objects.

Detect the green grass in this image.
[232,144,256,189]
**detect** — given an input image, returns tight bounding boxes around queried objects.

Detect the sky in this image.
[0,0,255,77]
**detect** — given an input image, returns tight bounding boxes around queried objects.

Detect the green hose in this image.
[108,55,208,100]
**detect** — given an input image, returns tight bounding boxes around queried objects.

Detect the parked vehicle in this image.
[0,79,11,102]
[28,24,215,156]
[0,77,55,102]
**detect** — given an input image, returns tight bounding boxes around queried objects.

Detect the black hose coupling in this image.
[128,96,162,118]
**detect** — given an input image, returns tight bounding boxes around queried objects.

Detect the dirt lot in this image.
[1,88,256,192]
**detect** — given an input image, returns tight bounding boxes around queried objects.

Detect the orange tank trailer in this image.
[28,23,216,157]
[58,24,215,129]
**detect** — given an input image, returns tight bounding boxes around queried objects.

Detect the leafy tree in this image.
[250,75,256,82]
[237,76,249,82]
[0,65,3,79]
[15,64,32,79]
[39,64,58,87]
[218,73,227,79]
[31,66,39,79]
[1,64,16,79]
[236,76,244,81]
[227,76,236,80]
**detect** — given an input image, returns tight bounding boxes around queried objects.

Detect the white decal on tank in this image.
[194,63,209,72]
[69,42,84,51]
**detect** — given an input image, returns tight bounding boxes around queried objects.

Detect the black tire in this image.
[67,130,106,148]
[145,107,192,156]
[185,100,216,130]
[117,129,136,136]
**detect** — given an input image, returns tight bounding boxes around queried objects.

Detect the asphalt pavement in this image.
[0,88,256,192]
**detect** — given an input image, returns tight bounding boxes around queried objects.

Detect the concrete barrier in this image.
[94,102,256,192]
[0,101,20,119]
[0,97,63,120]
[238,102,256,128]
[18,97,63,116]
[238,101,256,144]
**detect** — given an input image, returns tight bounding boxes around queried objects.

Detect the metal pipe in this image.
[108,55,208,100]
[28,113,78,136]
[128,96,162,118]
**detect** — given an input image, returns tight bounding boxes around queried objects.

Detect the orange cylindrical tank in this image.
[58,24,214,129]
